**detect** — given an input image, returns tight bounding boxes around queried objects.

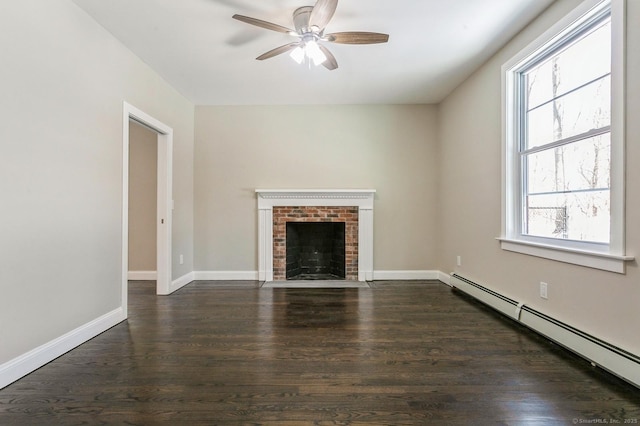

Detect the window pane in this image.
[525,133,611,194]
[505,1,618,259]
[526,75,610,150]
[526,20,611,110]
[525,190,610,243]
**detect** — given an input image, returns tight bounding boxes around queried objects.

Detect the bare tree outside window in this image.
[522,19,611,243]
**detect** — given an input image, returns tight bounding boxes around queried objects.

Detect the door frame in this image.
[122,102,173,312]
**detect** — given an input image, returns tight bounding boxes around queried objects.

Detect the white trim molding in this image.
[190,270,451,284]
[438,271,452,286]
[373,270,441,281]
[123,101,174,302]
[498,238,634,273]
[194,271,260,281]
[256,189,376,282]
[499,0,632,273]
[0,308,125,390]
[127,271,157,281]
[169,271,195,293]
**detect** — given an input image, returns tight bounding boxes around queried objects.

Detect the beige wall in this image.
[194,105,439,273]
[437,0,640,355]
[128,122,158,272]
[0,0,194,363]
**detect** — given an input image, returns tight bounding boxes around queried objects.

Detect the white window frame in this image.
[499,0,633,273]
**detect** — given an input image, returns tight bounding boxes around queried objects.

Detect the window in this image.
[500,0,632,273]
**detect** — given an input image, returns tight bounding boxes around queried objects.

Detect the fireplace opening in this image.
[286,222,346,280]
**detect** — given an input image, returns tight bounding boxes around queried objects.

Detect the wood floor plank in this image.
[0,280,638,425]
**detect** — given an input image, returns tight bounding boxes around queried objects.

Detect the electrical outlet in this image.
[179,254,184,265]
[456,256,462,267]
[540,282,548,299]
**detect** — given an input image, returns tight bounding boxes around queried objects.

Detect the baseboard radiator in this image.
[450,273,640,389]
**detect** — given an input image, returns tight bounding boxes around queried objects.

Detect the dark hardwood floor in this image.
[1,280,639,425]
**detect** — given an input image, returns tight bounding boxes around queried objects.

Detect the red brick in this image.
[271,205,360,279]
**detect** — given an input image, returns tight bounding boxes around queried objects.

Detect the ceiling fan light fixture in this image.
[289,41,327,67]
[233,0,389,71]
[305,40,327,66]
[289,46,305,64]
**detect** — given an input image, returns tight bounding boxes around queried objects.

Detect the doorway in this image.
[128,122,157,280]
[122,102,173,315]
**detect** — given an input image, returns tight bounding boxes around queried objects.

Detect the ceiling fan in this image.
[232,0,389,70]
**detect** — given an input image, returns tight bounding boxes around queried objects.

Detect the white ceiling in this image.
[72,0,554,105]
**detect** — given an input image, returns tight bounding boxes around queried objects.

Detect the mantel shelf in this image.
[256,189,376,200]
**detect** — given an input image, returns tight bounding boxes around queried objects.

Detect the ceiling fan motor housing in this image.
[293,6,315,34]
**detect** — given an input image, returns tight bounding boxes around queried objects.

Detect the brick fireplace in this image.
[273,206,358,280]
[256,190,375,282]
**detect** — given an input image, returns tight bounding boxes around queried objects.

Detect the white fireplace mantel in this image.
[256,189,375,282]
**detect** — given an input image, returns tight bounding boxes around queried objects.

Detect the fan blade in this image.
[325,32,389,44]
[318,45,338,70]
[232,14,294,34]
[309,0,338,31]
[256,42,300,60]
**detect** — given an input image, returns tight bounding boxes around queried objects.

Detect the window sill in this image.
[497,238,634,274]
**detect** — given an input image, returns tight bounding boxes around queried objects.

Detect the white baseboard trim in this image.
[169,271,195,293]
[190,270,451,283]
[372,270,441,280]
[0,307,125,390]
[127,270,157,281]
[438,271,452,286]
[193,271,259,281]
